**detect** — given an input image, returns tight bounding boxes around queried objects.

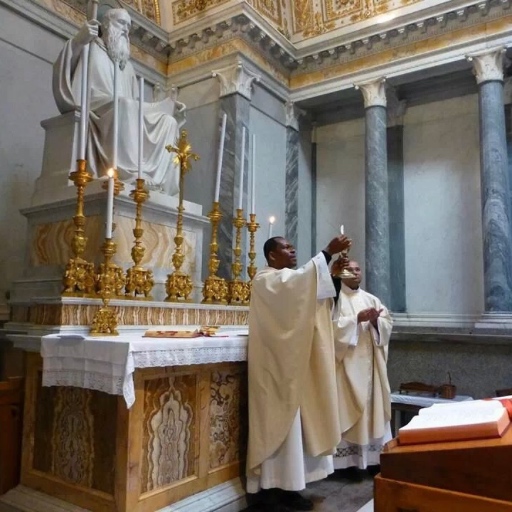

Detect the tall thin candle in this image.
[78,44,89,160]
[112,62,119,169]
[238,127,246,210]
[138,76,144,179]
[106,169,115,239]
[251,134,256,214]
[214,113,227,202]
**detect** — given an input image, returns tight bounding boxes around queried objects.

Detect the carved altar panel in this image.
[209,369,247,470]
[141,374,198,492]
[33,377,117,495]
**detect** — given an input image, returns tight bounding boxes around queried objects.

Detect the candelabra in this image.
[202,202,229,304]
[229,209,250,305]
[125,178,154,299]
[62,159,96,296]
[90,172,125,335]
[246,213,260,281]
[165,130,198,302]
[90,238,122,335]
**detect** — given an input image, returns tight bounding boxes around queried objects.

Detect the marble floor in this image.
[242,471,375,512]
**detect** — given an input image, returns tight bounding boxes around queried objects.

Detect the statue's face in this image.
[103,9,131,68]
[109,10,131,39]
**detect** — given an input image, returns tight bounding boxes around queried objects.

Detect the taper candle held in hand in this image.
[238,127,246,210]
[268,216,275,238]
[214,113,227,202]
[105,168,115,238]
[138,76,144,179]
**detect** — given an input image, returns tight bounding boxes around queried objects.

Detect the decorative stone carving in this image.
[284,101,306,131]
[467,47,506,84]
[212,61,261,99]
[355,78,387,108]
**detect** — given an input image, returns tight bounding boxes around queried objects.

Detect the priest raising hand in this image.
[246,233,350,512]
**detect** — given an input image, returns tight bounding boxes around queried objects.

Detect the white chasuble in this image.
[332,284,393,469]
[246,254,341,491]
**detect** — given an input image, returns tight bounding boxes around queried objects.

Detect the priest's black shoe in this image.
[337,466,363,482]
[279,490,314,511]
[367,464,380,477]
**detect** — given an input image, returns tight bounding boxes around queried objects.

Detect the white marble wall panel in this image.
[316,118,366,280]
[249,107,287,270]
[0,6,63,301]
[403,95,484,314]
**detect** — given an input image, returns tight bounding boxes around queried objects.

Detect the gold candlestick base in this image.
[228,279,250,305]
[165,271,193,302]
[202,201,229,304]
[126,178,154,299]
[203,275,229,305]
[90,238,122,336]
[63,159,96,296]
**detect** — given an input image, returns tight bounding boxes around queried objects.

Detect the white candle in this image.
[112,62,119,169]
[106,168,115,239]
[251,134,256,214]
[78,44,89,160]
[340,224,344,235]
[138,76,144,179]
[214,113,227,202]
[238,127,246,210]
[268,216,275,238]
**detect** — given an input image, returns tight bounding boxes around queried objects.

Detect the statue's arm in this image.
[70,20,100,72]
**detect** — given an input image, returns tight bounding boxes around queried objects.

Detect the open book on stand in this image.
[398,396,512,445]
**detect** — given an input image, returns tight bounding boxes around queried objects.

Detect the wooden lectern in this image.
[375,426,512,511]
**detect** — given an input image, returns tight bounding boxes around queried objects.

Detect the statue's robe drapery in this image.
[332,283,393,469]
[53,39,181,194]
[246,254,341,491]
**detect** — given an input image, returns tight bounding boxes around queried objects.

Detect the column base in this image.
[0,480,248,512]
[474,312,512,331]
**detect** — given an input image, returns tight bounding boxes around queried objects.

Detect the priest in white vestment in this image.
[53,8,185,194]
[247,235,350,511]
[331,260,393,476]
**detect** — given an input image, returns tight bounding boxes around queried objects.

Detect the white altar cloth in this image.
[41,333,248,408]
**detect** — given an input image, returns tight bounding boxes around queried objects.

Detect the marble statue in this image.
[53,8,186,194]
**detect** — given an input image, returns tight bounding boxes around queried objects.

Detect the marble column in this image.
[311,124,318,258]
[212,62,259,280]
[356,78,391,306]
[284,102,303,249]
[468,49,512,311]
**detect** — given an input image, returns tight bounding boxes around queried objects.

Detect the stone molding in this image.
[211,60,261,99]
[467,47,506,84]
[284,101,306,130]
[355,78,387,108]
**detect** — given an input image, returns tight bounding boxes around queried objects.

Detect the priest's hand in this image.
[324,235,351,256]
[357,308,383,325]
[331,255,350,276]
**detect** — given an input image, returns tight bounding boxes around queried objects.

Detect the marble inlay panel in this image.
[23,303,249,326]
[285,127,299,249]
[141,374,197,492]
[209,370,247,470]
[33,380,117,494]
[30,216,197,275]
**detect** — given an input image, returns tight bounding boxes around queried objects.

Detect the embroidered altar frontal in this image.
[21,353,247,512]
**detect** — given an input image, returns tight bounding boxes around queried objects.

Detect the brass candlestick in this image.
[202,201,229,304]
[246,213,260,281]
[62,159,96,296]
[229,208,250,305]
[165,130,198,302]
[125,178,154,299]
[90,238,121,335]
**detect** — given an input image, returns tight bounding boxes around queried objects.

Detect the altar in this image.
[11,330,249,512]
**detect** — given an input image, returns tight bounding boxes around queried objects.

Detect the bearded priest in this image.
[246,234,351,512]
